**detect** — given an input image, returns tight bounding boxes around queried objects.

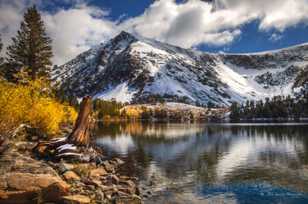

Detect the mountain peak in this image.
[53,34,308,106]
[112,31,138,43]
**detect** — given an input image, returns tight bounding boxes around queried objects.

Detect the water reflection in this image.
[95,123,308,203]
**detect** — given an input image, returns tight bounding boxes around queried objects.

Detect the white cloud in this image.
[215,0,308,31]
[120,0,244,48]
[44,5,117,64]
[270,33,283,42]
[121,0,308,48]
[0,1,28,56]
[0,0,308,65]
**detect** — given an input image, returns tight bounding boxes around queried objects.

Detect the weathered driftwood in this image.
[33,96,101,162]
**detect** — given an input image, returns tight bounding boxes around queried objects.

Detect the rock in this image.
[104,190,114,201]
[120,180,136,189]
[41,182,69,202]
[63,171,81,181]
[0,173,69,204]
[73,163,93,177]
[114,195,142,204]
[0,190,37,204]
[12,124,46,142]
[0,140,141,204]
[81,177,101,188]
[91,179,102,187]
[107,175,120,185]
[119,175,131,180]
[86,184,96,191]
[14,141,35,152]
[6,173,69,192]
[0,136,9,155]
[62,194,91,204]
[58,162,75,174]
[89,167,107,178]
[113,158,125,165]
[119,180,136,194]
[99,185,114,192]
[0,147,70,203]
[102,161,114,173]
[0,176,7,189]
[95,189,104,200]
[118,187,135,195]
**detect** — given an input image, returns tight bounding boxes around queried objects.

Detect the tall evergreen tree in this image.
[6,5,52,80]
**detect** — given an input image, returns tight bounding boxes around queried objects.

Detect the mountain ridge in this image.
[52,31,308,106]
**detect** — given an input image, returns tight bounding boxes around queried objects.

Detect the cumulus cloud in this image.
[120,0,246,48]
[44,5,117,64]
[122,0,308,48]
[0,0,308,64]
[215,0,308,31]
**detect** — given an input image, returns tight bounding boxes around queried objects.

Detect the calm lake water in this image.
[95,123,308,204]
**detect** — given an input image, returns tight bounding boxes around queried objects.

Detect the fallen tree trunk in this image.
[33,96,102,162]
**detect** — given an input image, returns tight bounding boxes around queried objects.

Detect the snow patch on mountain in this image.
[94,82,137,103]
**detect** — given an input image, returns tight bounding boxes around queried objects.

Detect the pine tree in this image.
[230,102,240,122]
[6,5,52,80]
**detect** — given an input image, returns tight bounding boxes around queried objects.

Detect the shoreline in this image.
[0,125,142,204]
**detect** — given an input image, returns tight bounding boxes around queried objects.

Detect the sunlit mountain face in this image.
[95,123,308,203]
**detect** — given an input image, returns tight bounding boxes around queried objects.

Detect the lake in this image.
[95,123,308,204]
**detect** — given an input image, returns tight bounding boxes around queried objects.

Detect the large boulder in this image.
[0,173,69,204]
[6,173,68,191]
[0,149,70,203]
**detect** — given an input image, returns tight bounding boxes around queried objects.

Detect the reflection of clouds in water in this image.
[143,136,197,162]
[96,123,205,158]
[142,124,205,138]
[216,136,304,180]
[96,134,135,155]
[141,128,235,167]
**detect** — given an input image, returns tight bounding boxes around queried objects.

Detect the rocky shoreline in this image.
[0,126,141,204]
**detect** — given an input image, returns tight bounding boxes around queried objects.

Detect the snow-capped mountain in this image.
[52,31,308,106]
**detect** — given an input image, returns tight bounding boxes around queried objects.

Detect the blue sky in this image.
[201,21,308,53]
[1,0,308,64]
[91,0,308,54]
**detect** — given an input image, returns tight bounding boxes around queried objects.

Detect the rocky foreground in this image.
[0,126,141,204]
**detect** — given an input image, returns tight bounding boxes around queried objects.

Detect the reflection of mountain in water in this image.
[95,123,308,198]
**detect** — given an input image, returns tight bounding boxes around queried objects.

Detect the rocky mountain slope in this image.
[52,31,308,106]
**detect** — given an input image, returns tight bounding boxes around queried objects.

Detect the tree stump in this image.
[33,96,102,162]
[68,96,93,146]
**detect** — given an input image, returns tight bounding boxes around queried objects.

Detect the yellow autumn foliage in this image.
[0,78,77,136]
[121,106,144,119]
